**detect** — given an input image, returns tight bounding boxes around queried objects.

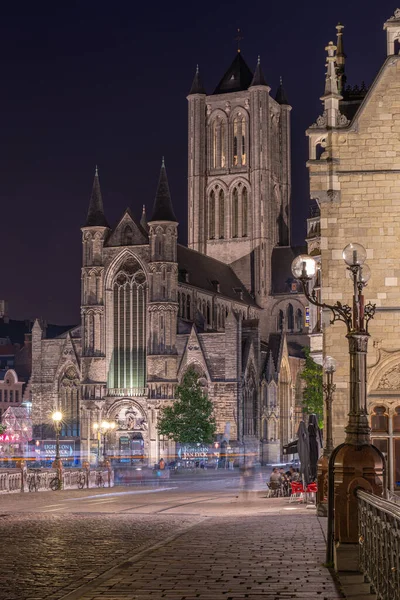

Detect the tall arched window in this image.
[206,302,211,326]
[287,304,294,331]
[241,117,246,165]
[212,120,218,168]
[219,190,225,239]
[233,118,238,165]
[278,310,284,331]
[108,257,146,390]
[296,309,303,332]
[209,191,215,239]
[59,366,80,437]
[242,188,248,237]
[186,295,191,320]
[232,188,239,238]
[123,225,133,245]
[178,292,181,317]
[221,121,226,167]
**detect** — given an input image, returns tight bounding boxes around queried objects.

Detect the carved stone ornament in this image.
[225,101,231,114]
[347,334,369,354]
[336,111,350,127]
[389,8,400,20]
[310,111,327,128]
[207,104,212,116]
[188,344,200,351]
[244,98,250,110]
[377,364,400,390]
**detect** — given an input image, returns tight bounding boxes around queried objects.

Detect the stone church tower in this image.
[187,52,291,332]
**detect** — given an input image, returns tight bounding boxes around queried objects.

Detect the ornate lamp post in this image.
[93,420,116,465]
[292,243,385,569]
[316,356,336,516]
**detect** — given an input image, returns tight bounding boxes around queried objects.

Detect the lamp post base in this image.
[334,542,360,572]
[332,442,384,570]
[317,454,329,516]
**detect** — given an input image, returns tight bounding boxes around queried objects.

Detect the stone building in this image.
[307,14,400,490]
[31,51,307,466]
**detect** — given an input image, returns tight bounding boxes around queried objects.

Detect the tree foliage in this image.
[0,424,6,435]
[157,367,216,444]
[300,347,323,426]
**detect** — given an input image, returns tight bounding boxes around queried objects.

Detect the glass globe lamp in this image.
[291,255,317,280]
[52,411,62,423]
[359,264,371,284]
[323,355,337,374]
[342,243,367,267]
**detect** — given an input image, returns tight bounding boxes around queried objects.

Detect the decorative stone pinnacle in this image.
[280,75,283,85]
[325,41,337,59]
[257,55,260,65]
[336,22,344,33]
[142,204,146,213]
[95,164,98,176]
[196,64,199,74]
[161,156,165,167]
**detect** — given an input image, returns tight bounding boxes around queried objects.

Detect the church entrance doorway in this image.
[107,400,149,465]
[117,432,144,463]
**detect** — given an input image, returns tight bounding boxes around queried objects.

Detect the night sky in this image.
[0,1,392,324]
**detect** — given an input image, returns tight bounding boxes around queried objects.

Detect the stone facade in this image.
[31,53,307,466]
[307,14,400,490]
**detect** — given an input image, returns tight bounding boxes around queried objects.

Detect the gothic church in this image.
[31,51,308,465]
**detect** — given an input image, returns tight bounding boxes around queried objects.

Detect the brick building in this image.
[307,14,400,490]
[31,52,307,466]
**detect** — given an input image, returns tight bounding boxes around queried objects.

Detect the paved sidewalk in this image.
[73,511,342,600]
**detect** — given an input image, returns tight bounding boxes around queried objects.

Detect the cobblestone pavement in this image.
[73,514,341,600]
[0,513,202,600]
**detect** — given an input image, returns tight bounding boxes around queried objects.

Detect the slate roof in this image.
[213,53,254,95]
[188,66,206,95]
[271,246,307,295]
[250,58,268,88]
[0,319,73,346]
[150,160,177,222]
[275,79,289,105]
[177,245,258,307]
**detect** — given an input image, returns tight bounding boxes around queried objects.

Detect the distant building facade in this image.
[307,15,400,490]
[31,52,308,465]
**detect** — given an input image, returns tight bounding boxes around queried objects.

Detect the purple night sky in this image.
[0,0,388,324]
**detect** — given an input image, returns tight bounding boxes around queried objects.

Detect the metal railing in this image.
[358,489,400,600]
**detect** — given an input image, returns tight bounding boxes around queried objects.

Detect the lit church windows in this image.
[241,117,246,165]
[233,118,238,165]
[233,114,247,167]
[211,117,227,169]
[108,257,146,391]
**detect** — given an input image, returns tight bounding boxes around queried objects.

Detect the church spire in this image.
[188,65,206,95]
[140,204,148,231]
[275,76,289,105]
[150,158,177,222]
[250,55,268,87]
[322,41,339,97]
[335,22,347,94]
[85,166,109,227]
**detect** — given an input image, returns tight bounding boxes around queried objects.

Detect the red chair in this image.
[289,481,304,503]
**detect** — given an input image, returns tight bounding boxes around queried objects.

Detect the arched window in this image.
[206,302,211,326]
[155,235,163,258]
[371,406,389,433]
[212,120,218,169]
[296,309,303,332]
[186,295,191,320]
[232,188,239,238]
[242,188,248,237]
[123,225,133,246]
[287,304,294,331]
[394,407,400,433]
[233,118,238,165]
[219,190,224,238]
[221,121,226,167]
[59,366,80,437]
[209,191,215,239]
[241,117,246,165]
[178,292,181,317]
[108,258,146,390]
[181,293,186,318]
[278,310,284,331]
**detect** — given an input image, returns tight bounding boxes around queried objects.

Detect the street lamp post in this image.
[93,420,116,465]
[316,356,336,516]
[51,410,63,477]
[292,243,385,569]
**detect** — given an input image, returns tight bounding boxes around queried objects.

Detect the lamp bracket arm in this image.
[301,281,352,331]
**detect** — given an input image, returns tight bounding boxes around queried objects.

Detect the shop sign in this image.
[35,441,75,458]
[178,445,209,460]
[0,433,20,442]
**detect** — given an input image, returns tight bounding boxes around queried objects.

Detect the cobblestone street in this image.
[0,476,342,600]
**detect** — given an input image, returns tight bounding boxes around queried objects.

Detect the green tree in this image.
[157,367,216,444]
[300,347,323,426]
[0,424,6,435]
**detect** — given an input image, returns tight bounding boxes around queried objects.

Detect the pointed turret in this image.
[322,41,339,97]
[150,158,177,222]
[267,350,275,382]
[275,76,289,105]
[188,65,206,95]
[250,56,268,87]
[85,166,109,227]
[335,22,347,95]
[140,204,148,230]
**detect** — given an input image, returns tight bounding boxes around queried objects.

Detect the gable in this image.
[106,210,148,247]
